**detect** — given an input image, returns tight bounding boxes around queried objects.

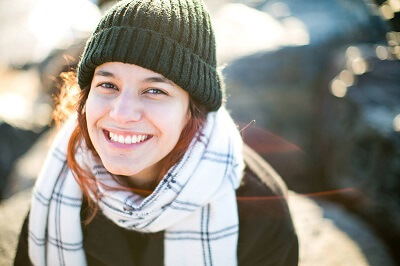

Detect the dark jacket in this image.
[14,145,298,265]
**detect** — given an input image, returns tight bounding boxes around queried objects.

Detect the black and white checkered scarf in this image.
[28,108,244,266]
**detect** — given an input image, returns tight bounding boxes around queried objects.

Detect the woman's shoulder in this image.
[237,144,288,200]
[237,143,295,232]
[236,144,298,266]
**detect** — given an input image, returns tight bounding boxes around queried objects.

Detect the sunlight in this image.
[28,0,101,62]
[213,3,310,62]
[0,93,31,122]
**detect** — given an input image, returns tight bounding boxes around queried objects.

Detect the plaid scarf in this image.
[28,108,244,266]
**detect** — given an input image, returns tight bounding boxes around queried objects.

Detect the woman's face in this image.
[86,62,190,188]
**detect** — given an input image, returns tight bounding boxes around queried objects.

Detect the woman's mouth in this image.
[104,130,152,145]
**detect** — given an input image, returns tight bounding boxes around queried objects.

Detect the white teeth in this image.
[108,131,149,144]
[124,136,131,144]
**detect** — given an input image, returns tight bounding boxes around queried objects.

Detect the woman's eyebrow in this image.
[144,76,173,85]
[94,70,116,78]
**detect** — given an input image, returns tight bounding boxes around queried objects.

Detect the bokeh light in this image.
[376,45,389,60]
[346,46,362,60]
[380,3,395,19]
[394,114,400,132]
[386,31,400,46]
[346,46,369,75]
[388,0,400,12]
[351,58,368,75]
[330,78,348,98]
[338,70,355,86]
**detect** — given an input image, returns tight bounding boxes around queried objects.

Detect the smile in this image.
[106,130,152,144]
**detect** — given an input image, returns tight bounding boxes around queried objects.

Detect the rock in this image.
[288,192,395,266]
[0,189,31,265]
[0,127,55,264]
[317,48,400,263]
[2,129,54,199]
[221,0,391,193]
[0,122,45,198]
[217,0,399,262]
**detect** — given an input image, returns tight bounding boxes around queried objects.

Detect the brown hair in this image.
[54,71,207,221]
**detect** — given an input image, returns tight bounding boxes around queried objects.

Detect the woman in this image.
[15,0,298,265]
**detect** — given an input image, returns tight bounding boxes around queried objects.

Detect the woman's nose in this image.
[109,91,142,123]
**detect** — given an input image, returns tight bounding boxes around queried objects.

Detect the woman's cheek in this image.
[86,94,109,123]
[150,101,187,128]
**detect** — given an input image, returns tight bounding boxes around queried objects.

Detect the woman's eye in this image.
[99,82,117,90]
[146,88,167,95]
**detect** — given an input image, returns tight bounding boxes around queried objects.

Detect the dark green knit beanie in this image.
[77,0,223,111]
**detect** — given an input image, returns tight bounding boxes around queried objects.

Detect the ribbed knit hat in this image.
[77,0,223,111]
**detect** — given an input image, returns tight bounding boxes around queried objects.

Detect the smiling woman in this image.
[14,1,298,265]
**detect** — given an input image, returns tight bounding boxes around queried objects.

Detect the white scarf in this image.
[28,108,244,266]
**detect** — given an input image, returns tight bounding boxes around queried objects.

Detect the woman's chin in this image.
[105,166,142,177]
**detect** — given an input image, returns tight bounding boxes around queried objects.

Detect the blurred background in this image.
[0,0,399,265]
